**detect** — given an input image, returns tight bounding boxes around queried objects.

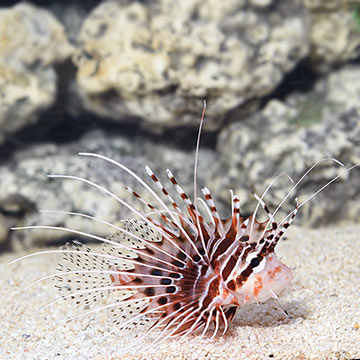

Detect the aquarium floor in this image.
[1,225,359,360]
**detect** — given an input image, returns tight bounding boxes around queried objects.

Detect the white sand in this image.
[1,225,359,360]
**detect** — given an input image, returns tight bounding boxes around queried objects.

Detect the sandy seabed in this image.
[0,225,359,360]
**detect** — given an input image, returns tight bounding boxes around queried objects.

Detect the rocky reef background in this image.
[1,0,360,251]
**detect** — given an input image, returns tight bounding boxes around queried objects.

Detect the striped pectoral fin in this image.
[170,317,203,336]
[115,253,217,339]
[223,306,237,322]
[105,265,179,330]
[122,278,182,330]
[170,305,227,338]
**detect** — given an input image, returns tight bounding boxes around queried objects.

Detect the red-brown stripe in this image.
[132,191,140,198]
[221,255,237,281]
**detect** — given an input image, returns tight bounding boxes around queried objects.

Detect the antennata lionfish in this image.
[10,101,356,347]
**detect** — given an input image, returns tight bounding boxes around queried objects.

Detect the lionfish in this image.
[10,102,356,348]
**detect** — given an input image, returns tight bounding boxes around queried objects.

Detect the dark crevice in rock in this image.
[0,0,101,10]
[348,56,360,65]
[260,60,319,105]
[0,56,218,165]
[0,59,76,164]
[0,54,218,163]
[45,112,218,152]
[0,110,218,166]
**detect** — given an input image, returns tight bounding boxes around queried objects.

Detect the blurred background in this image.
[1,0,360,252]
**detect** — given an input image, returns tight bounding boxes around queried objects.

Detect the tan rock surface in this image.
[73,0,309,131]
[306,1,360,70]
[0,3,73,144]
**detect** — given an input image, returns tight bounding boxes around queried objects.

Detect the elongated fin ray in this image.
[54,241,134,317]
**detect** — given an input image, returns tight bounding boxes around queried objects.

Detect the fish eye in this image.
[246,252,266,273]
[250,257,260,268]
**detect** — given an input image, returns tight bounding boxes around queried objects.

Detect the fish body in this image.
[54,163,296,343]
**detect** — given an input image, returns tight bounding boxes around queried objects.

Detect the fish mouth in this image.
[269,264,293,297]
